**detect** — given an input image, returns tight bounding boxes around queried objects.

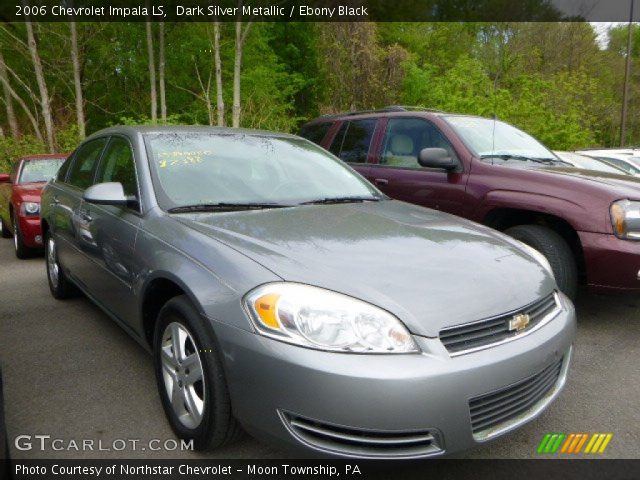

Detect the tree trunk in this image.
[232,18,251,128]
[158,22,166,123]
[145,20,157,122]
[25,19,55,150]
[0,49,19,138]
[69,21,85,138]
[0,58,43,141]
[213,21,225,127]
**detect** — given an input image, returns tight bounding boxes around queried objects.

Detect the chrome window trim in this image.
[472,345,573,442]
[442,292,562,357]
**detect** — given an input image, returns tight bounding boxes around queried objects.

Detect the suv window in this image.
[299,123,331,146]
[96,137,139,199]
[9,161,19,183]
[328,119,376,163]
[381,118,456,168]
[67,138,108,189]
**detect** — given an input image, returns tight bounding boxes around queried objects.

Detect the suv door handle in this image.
[374,178,389,186]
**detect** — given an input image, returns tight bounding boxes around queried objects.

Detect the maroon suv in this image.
[301,107,640,298]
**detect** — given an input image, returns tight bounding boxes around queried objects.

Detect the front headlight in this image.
[244,283,419,353]
[610,199,640,240]
[520,242,555,279]
[21,202,40,215]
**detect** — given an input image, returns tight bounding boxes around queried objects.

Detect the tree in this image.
[232,5,252,128]
[25,19,55,150]
[213,21,225,126]
[0,48,19,138]
[158,22,166,122]
[69,21,85,138]
[145,19,157,122]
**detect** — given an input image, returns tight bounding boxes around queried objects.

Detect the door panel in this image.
[80,136,141,326]
[371,118,470,216]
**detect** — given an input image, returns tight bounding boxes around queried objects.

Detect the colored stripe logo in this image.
[537,433,612,454]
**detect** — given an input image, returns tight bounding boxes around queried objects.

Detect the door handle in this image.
[374,178,389,186]
[52,195,59,205]
[79,209,93,223]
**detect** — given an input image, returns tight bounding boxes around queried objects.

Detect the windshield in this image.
[18,158,64,184]
[444,116,556,160]
[145,133,381,210]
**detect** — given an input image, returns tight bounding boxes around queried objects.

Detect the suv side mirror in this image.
[418,148,458,171]
[83,182,128,206]
[0,173,9,183]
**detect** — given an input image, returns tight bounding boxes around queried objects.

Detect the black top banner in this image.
[0,0,639,23]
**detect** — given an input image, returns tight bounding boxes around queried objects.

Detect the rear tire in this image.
[153,296,242,451]
[505,224,578,299]
[45,232,78,299]
[0,216,10,238]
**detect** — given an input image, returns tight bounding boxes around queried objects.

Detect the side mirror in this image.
[418,148,458,171]
[83,182,129,206]
[0,173,9,183]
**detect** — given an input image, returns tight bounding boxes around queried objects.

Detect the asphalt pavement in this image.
[0,239,638,460]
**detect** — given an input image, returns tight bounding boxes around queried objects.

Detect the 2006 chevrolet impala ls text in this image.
[40,126,576,459]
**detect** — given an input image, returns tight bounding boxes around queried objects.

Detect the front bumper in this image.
[212,293,576,458]
[17,215,42,248]
[579,231,640,292]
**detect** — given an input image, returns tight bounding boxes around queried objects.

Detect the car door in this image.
[326,118,378,180]
[80,135,142,326]
[54,137,108,286]
[368,117,470,215]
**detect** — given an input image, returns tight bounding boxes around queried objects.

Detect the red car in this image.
[0,154,66,258]
[301,107,640,298]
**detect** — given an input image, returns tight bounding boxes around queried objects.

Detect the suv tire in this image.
[505,224,578,299]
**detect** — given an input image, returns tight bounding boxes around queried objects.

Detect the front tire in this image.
[13,215,34,259]
[153,296,242,451]
[505,224,578,299]
[45,232,78,299]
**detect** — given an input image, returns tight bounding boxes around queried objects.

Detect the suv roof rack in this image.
[319,105,443,119]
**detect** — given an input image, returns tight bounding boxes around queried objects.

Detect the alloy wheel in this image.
[161,322,205,429]
[47,236,59,289]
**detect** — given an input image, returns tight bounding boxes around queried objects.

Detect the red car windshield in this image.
[18,158,64,184]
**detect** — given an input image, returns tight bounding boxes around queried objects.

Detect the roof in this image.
[302,107,486,126]
[86,125,300,140]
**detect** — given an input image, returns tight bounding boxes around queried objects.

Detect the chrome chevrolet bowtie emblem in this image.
[509,313,530,332]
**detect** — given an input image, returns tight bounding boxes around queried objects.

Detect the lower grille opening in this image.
[280,412,443,458]
[469,356,565,438]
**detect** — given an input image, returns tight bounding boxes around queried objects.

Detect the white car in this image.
[576,150,640,176]
[554,151,632,176]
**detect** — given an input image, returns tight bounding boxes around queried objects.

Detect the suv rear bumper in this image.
[580,231,640,292]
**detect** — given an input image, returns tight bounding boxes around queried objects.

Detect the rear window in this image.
[299,123,331,146]
[328,119,376,164]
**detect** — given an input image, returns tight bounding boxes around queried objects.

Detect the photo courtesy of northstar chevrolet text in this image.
[0,0,638,479]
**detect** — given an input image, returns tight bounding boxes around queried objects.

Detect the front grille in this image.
[281,412,443,458]
[439,293,559,355]
[469,356,564,436]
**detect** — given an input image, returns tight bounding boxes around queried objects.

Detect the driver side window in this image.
[95,137,139,203]
[381,118,457,168]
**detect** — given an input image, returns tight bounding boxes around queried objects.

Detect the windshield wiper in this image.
[299,196,382,205]
[480,154,563,165]
[168,202,292,213]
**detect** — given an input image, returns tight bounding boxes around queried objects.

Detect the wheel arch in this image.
[140,273,204,350]
[483,207,586,282]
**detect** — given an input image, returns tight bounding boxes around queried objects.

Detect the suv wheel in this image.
[153,296,242,451]
[505,224,578,299]
[0,217,10,238]
[45,232,78,299]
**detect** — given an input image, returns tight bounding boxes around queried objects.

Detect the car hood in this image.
[173,201,555,337]
[539,167,640,197]
[13,182,45,201]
